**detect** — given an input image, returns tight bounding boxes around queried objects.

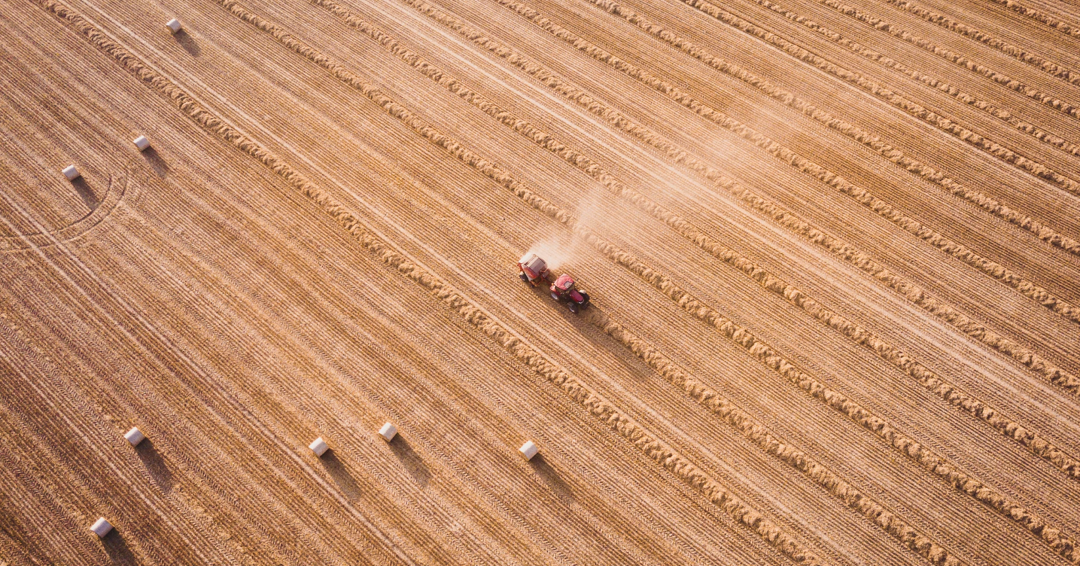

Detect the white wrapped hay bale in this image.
[62,165,80,181]
[165,19,182,34]
[378,422,397,442]
[133,135,150,151]
[309,437,328,457]
[124,427,145,447]
[519,441,538,461]
[90,517,112,538]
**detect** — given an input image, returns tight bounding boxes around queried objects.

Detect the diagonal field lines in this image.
[3,0,1078,563]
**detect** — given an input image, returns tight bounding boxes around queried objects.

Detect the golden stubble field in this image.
[2,0,1080,563]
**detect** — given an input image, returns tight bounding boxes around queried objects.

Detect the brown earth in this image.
[1,0,1079,563]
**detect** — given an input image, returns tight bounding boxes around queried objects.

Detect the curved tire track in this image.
[42,0,821,561]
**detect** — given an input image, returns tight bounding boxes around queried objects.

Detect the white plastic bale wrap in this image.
[90,517,112,538]
[62,165,80,180]
[309,437,328,457]
[166,19,182,33]
[519,441,538,461]
[124,427,145,447]
[378,422,397,442]
[133,135,150,151]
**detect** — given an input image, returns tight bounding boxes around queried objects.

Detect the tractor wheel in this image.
[519,273,530,284]
[569,302,579,314]
[551,292,562,302]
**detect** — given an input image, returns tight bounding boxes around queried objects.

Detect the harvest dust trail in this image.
[54,8,819,560]
[34,1,823,561]
[490,0,1080,327]
[307,0,1080,480]
[217,0,1080,559]
[387,0,1080,423]
[585,0,1080,240]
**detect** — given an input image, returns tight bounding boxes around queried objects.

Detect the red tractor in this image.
[518,253,591,314]
[518,253,552,287]
[550,273,590,314]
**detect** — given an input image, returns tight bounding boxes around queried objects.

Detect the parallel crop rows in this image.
[394,0,1080,398]
[213,0,1080,562]
[494,0,1080,328]
[34,0,826,561]
[7,0,1079,562]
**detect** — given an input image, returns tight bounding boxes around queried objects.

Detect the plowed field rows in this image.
[2,0,1079,563]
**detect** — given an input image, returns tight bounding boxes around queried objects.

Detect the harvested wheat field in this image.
[2,0,1080,562]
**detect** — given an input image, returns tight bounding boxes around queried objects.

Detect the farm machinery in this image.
[517,253,591,314]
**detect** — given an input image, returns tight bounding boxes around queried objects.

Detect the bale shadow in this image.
[319,450,362,502]
[101,530,137,565]
[140,147,169,178]
[173,30,200,57]
[530,454,573,502]
[135,439,173,494]
[71,177,99,210]
[388,437,431,488]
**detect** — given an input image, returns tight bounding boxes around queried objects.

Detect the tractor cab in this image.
[550,274,590,313]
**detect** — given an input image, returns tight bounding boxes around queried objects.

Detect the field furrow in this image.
[3,0,1077,561]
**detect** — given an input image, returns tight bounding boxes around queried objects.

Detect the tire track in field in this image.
[981,0,1080,40]
[20,7,424,565]
[690,0,1080,177]
[225,0,1080,557]
[878,0,1080,86]
[7,252,396,565]
[389,0,1080,446]
[39,1,819,561]
[491,0,1080,326]
[374,0,1080,264]
[1,188,400,565]
[114,207,679,566]
[0,331,222,565]
[0,30,389,561]
[309,0,1080,479]
[581,0,1080,254]
[581,307,964,566]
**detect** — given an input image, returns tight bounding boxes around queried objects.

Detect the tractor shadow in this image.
[135,439,174,494]
[319,450,363,502]
[140,147,169,178]
[173,30,201,57]
[573,307,660,382]
[100,530,137,565]
[389,436,431,488]
[529,454,573,503]
[71,177,99,211]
